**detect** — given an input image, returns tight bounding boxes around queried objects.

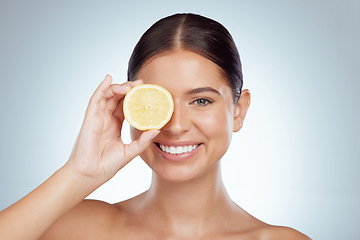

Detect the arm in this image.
[0,165,96,240]
[0,75,159,240]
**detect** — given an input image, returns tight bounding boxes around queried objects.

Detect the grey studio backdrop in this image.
[1,1,359,239]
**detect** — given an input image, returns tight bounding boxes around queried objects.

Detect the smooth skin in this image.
[0,50,310,240]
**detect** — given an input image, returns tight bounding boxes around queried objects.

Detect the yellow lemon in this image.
[123,84,174,130]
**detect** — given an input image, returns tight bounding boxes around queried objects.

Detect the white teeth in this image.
[159,144,198,155]
[176,146,182,154]
[170,146,176,154]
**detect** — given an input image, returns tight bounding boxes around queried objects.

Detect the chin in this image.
[147,162,196,182]
[149,159,220,184]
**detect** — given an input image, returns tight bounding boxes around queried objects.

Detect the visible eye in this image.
[192,98,214,106]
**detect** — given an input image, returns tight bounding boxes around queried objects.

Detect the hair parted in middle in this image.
[128,13,243,103]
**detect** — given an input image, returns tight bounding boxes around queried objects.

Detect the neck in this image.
[142,162,237,233]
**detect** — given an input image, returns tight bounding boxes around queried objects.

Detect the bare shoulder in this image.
[40,199,123,240]
[255,225,311,240]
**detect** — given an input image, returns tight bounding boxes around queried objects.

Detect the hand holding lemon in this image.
[67,76,164,184]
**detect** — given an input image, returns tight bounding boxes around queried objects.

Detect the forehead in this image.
[137,50,230,91]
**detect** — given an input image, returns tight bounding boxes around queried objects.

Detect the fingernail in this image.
[105,74,113,82]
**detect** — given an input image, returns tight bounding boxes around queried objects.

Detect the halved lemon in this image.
[123,84,174,130]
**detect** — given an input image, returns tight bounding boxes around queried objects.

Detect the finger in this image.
[103,84,129,100]
[112,97,125,125]
[104,80,144,113]
[104,79,144,100]
[101,85,128,115]
[124,129,160,162]
[86,75,113,116]
[90,75,113,103]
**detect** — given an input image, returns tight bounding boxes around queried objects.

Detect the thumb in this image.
[124,129,160,161]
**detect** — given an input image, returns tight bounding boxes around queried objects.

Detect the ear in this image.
[233,89,251,132]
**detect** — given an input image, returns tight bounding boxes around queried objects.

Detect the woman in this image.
[0,13,310,239]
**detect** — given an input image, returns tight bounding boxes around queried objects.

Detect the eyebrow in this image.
[186,87,222,96]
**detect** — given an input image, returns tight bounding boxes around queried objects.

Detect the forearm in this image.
[0,77,154,240]
[0,164,99,240]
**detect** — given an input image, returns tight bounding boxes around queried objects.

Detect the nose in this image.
[162,99,190,135]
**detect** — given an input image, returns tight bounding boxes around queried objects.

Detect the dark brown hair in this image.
[128,13,243,103]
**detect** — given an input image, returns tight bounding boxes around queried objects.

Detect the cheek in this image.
[194,106,234,142]
[193,107,233,168]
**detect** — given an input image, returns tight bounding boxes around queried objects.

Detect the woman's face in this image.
[131,49,245,182]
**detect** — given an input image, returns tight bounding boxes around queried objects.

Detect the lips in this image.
[154,142,202,162]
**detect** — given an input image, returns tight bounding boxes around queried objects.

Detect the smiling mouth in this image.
[155,143,200,155]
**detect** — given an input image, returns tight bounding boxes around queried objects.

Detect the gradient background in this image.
[1,0,359,239]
